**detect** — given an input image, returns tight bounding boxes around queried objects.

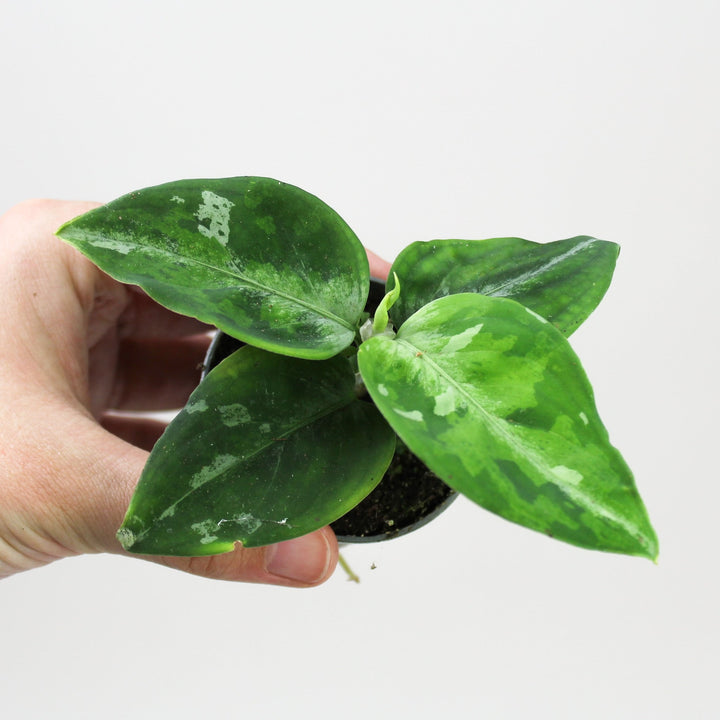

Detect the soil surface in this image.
[331,439,456,542]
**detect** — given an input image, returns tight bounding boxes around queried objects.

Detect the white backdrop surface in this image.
[1,1,717,718]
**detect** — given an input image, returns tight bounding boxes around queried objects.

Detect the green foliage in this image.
[57,177,658,561]
[57,177,367,359]
[118,347,395,555]
[358,294,656,558]
[389,236,619,336]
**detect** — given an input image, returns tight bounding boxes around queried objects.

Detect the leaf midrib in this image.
[473,237,595,298]
[76,226,358,333]
[394,336,639,536]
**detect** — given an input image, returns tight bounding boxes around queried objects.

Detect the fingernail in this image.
[265,532,332,585]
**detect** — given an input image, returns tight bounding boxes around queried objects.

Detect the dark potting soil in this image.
[330,439,456,542]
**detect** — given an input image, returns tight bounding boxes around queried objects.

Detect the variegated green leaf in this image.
[118,346,395,556]
[57,177,368,359]
[358,293,658,559]
[389,236,618,336]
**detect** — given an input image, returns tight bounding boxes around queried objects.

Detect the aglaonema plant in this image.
[56,177,658,561]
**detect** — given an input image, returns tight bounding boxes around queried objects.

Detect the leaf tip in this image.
[55,207,94,240]
[116,526,137,552]
[55,219,74,240]
[646,535,660,565]
[634,524,660,563]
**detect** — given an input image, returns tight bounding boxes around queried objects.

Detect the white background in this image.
[1,1,718,718]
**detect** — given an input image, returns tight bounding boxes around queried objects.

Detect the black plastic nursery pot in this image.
[202,279,457,543]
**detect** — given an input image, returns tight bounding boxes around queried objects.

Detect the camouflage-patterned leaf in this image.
[358,293,658,559]
[57,177,368,359]
[118,346,395,555]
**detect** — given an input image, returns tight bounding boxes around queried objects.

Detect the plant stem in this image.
[338,551,360,583]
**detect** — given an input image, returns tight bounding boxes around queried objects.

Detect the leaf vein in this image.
[133,396,356,542]
[478,237,595,297]
[395,337,638,535]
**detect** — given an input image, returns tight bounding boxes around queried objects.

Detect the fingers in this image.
[100,414,169,451]
[366,249,392,281]
[120,286,212,339]
[108,334,210,412]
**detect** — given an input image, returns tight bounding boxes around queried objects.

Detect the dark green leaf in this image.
[57,177,368,359]
[358,293,658,559]
[389,236,618,336]
[118,346,395,555]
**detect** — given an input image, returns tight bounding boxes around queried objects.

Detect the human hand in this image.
[0,199,391,585]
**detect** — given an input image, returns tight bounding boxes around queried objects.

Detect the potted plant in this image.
[56,176,658,562]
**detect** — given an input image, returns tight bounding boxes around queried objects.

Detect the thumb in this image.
[152,526,338,586]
